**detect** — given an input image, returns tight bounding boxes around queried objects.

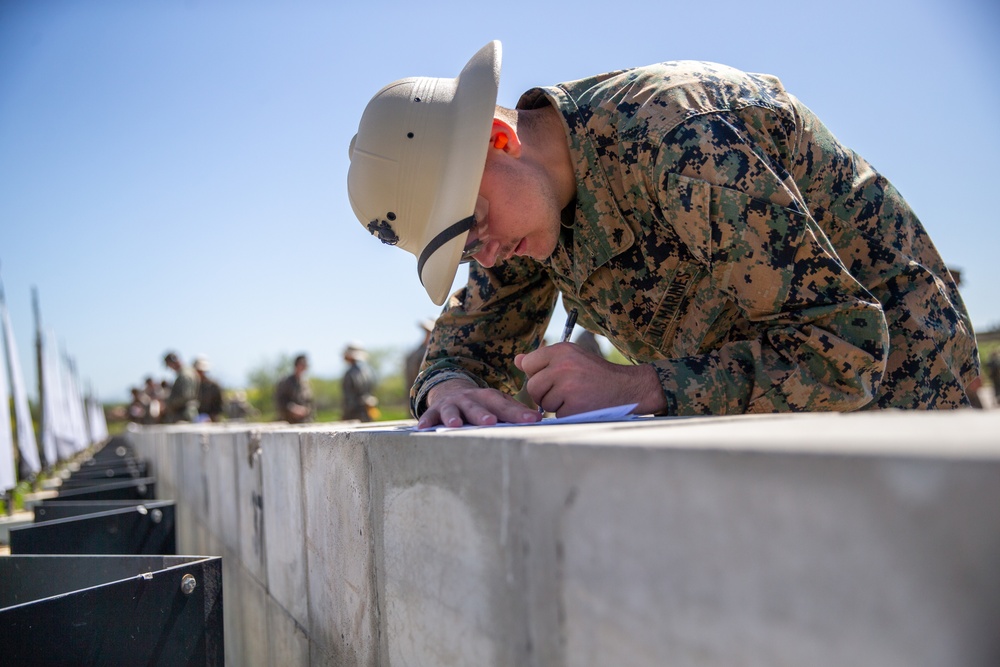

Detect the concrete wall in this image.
[127,410,1000,667]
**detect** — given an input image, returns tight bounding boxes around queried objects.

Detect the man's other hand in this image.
[417,378,543,430]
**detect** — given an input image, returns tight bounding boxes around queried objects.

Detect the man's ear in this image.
[490,118,521,156]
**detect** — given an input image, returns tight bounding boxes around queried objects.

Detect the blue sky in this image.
[1,0,997,402]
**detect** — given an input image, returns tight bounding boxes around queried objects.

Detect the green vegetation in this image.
[979,338,999,364]
[0,478,33,514]
[0,440,105,514]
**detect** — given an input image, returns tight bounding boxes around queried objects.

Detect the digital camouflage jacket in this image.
[165,365,200,423]
[275,373,313,424]
[412,61,979,417]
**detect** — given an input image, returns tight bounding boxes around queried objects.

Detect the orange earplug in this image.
[493,135,508,150]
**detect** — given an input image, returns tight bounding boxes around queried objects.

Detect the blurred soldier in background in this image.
[342,343,378,422]
[127,387,150,423]
[194,355,225,422]
[275,353,313,423]
[143,376,163,424]
[162,351,199,423]
[987,351,1000,406]
[226,389,257,421]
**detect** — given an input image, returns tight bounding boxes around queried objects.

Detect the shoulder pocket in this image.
[664,173,810,317]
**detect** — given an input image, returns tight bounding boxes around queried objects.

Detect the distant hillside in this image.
[979,327,1000,344]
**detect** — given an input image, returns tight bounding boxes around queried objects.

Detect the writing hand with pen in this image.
[515,310,661,418]
[416,309,665,429]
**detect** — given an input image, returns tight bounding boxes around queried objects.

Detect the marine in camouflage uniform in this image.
[275,354,313,424]
[412,61,979,417]
[163,352,200,423]
[342,344,377,422]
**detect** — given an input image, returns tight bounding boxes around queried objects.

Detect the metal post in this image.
[1,263,14,515]
[32,286,46,471]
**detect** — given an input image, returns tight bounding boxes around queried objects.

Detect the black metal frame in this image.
[1,555,224,665]
[11,501,176,555]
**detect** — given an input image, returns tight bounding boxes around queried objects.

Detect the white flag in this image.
[41,330,71,463]
[0,330,15,492]
[64,357,88,452]
[88,396,108,443]
[2,303,40,474]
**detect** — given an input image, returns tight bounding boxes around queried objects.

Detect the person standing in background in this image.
[127,387,150,423]
[162,351,199,423]
[342,343,378,422]
[194,356,225,422]
[275,353,313,423]
[986,351,1000,407]
[143,376,163,424]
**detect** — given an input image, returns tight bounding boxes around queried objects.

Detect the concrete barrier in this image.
[126,410,1000,667]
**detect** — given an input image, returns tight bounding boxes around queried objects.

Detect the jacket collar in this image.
[521,85,635,293]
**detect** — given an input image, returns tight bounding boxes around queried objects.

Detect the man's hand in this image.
[288,404,310,420]
[417,378,542,430]
[515,343,666,416]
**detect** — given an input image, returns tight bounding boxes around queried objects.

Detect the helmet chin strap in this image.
[417,214,476,286]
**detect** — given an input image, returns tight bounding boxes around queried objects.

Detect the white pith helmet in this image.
[343,342,368,362]
[347,41,501,306]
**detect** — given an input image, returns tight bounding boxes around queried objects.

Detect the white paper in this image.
[413,403,641,432]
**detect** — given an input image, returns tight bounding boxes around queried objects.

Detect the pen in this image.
[559,308,578,345]
[539,308,579,415]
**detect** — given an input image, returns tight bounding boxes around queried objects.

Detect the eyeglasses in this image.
[460,196,490,264]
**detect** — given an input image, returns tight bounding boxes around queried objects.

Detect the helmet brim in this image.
[416,41,501,305]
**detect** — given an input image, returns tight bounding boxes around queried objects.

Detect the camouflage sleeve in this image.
[167,372,197,410]
[410,259,558,417]
[651,113,889,414]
